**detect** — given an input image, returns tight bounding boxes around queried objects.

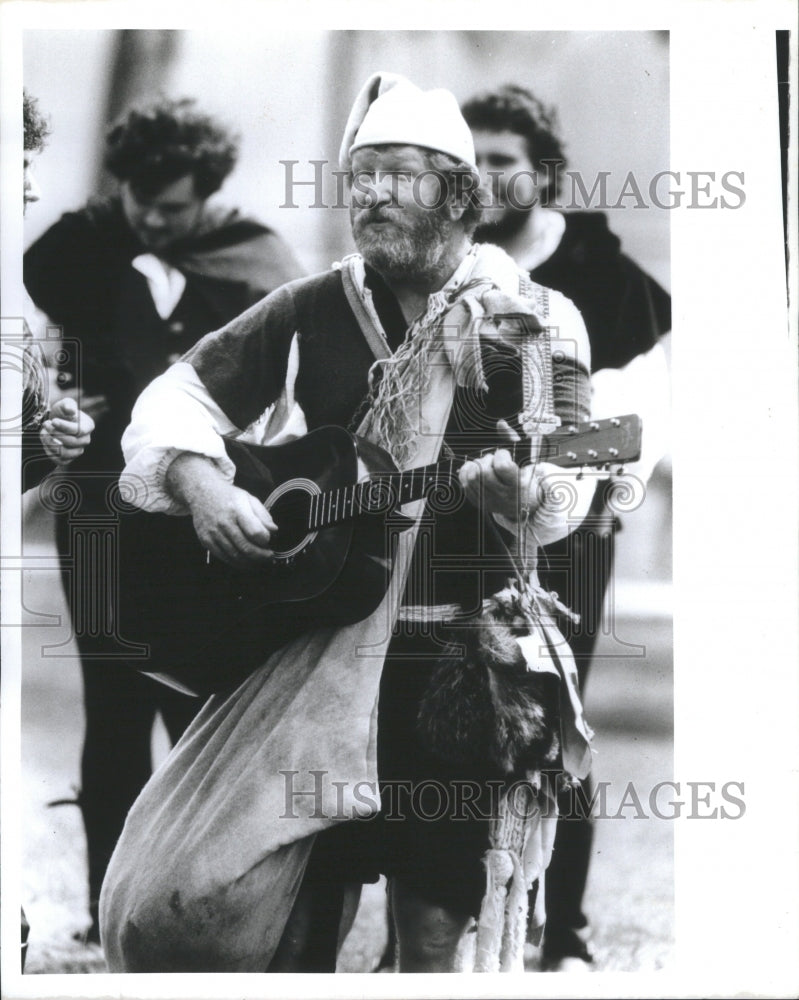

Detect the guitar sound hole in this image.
[268,488,315,557]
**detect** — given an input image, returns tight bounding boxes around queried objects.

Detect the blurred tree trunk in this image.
[319,31,360,265]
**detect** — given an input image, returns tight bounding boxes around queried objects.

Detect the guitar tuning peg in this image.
[576,467,584,481]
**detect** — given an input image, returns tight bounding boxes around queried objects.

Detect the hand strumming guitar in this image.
[166,453,276,566]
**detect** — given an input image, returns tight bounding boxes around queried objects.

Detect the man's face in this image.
[120,174,206,252]
[349,145,455,281]
[471,129,540,236]
[23,154,42,214]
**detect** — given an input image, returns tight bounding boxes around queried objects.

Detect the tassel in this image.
[474,848,514,972]
[474,783,538,973]
[499,850,528,973]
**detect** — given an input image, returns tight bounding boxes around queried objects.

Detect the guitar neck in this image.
[352,435,573,513]
[307,415,641,532]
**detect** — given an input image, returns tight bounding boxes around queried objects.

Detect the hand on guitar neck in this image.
[458,418,549,524]
[166,452,277,566]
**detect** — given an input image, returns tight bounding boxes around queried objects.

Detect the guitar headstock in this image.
[541,414,642,470]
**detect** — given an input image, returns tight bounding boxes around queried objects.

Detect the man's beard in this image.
[351,205,452,282]
[473,202,532,245]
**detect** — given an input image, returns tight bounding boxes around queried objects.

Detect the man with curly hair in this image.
[462,83,671,973]
[23,96,304,944]
[23,90,49,205]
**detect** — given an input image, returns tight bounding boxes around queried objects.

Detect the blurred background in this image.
[23,29,670,284]
[19,28,673,974]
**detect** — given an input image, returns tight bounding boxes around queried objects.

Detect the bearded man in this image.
[102,73,596,974]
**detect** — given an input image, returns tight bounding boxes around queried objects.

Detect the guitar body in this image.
[115,426,402,698]
[111,415,640,698]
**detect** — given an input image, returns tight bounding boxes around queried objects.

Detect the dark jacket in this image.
[531,212,671,372]
[23,197,305,486]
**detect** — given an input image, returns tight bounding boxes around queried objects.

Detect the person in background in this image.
[462,83,671,972]
[18,89,95,972]
[21,90,94,491]
[23,96,305,944]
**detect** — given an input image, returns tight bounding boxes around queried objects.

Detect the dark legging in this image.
[538,496,617,959]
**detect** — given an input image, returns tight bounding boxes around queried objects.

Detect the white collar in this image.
[132,254,187,320]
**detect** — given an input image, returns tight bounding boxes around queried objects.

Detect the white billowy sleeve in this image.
[495,290,598,549]
[120,361,240,514]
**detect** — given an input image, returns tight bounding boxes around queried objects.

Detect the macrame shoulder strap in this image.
[339,256,392,362]
[517,271,559,436]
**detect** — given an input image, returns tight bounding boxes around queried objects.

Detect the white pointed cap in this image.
[339,71,477,174]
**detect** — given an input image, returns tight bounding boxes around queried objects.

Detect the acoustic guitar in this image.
[113,415,641,697]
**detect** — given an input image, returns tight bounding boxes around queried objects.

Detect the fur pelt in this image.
[416,592,561,779]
